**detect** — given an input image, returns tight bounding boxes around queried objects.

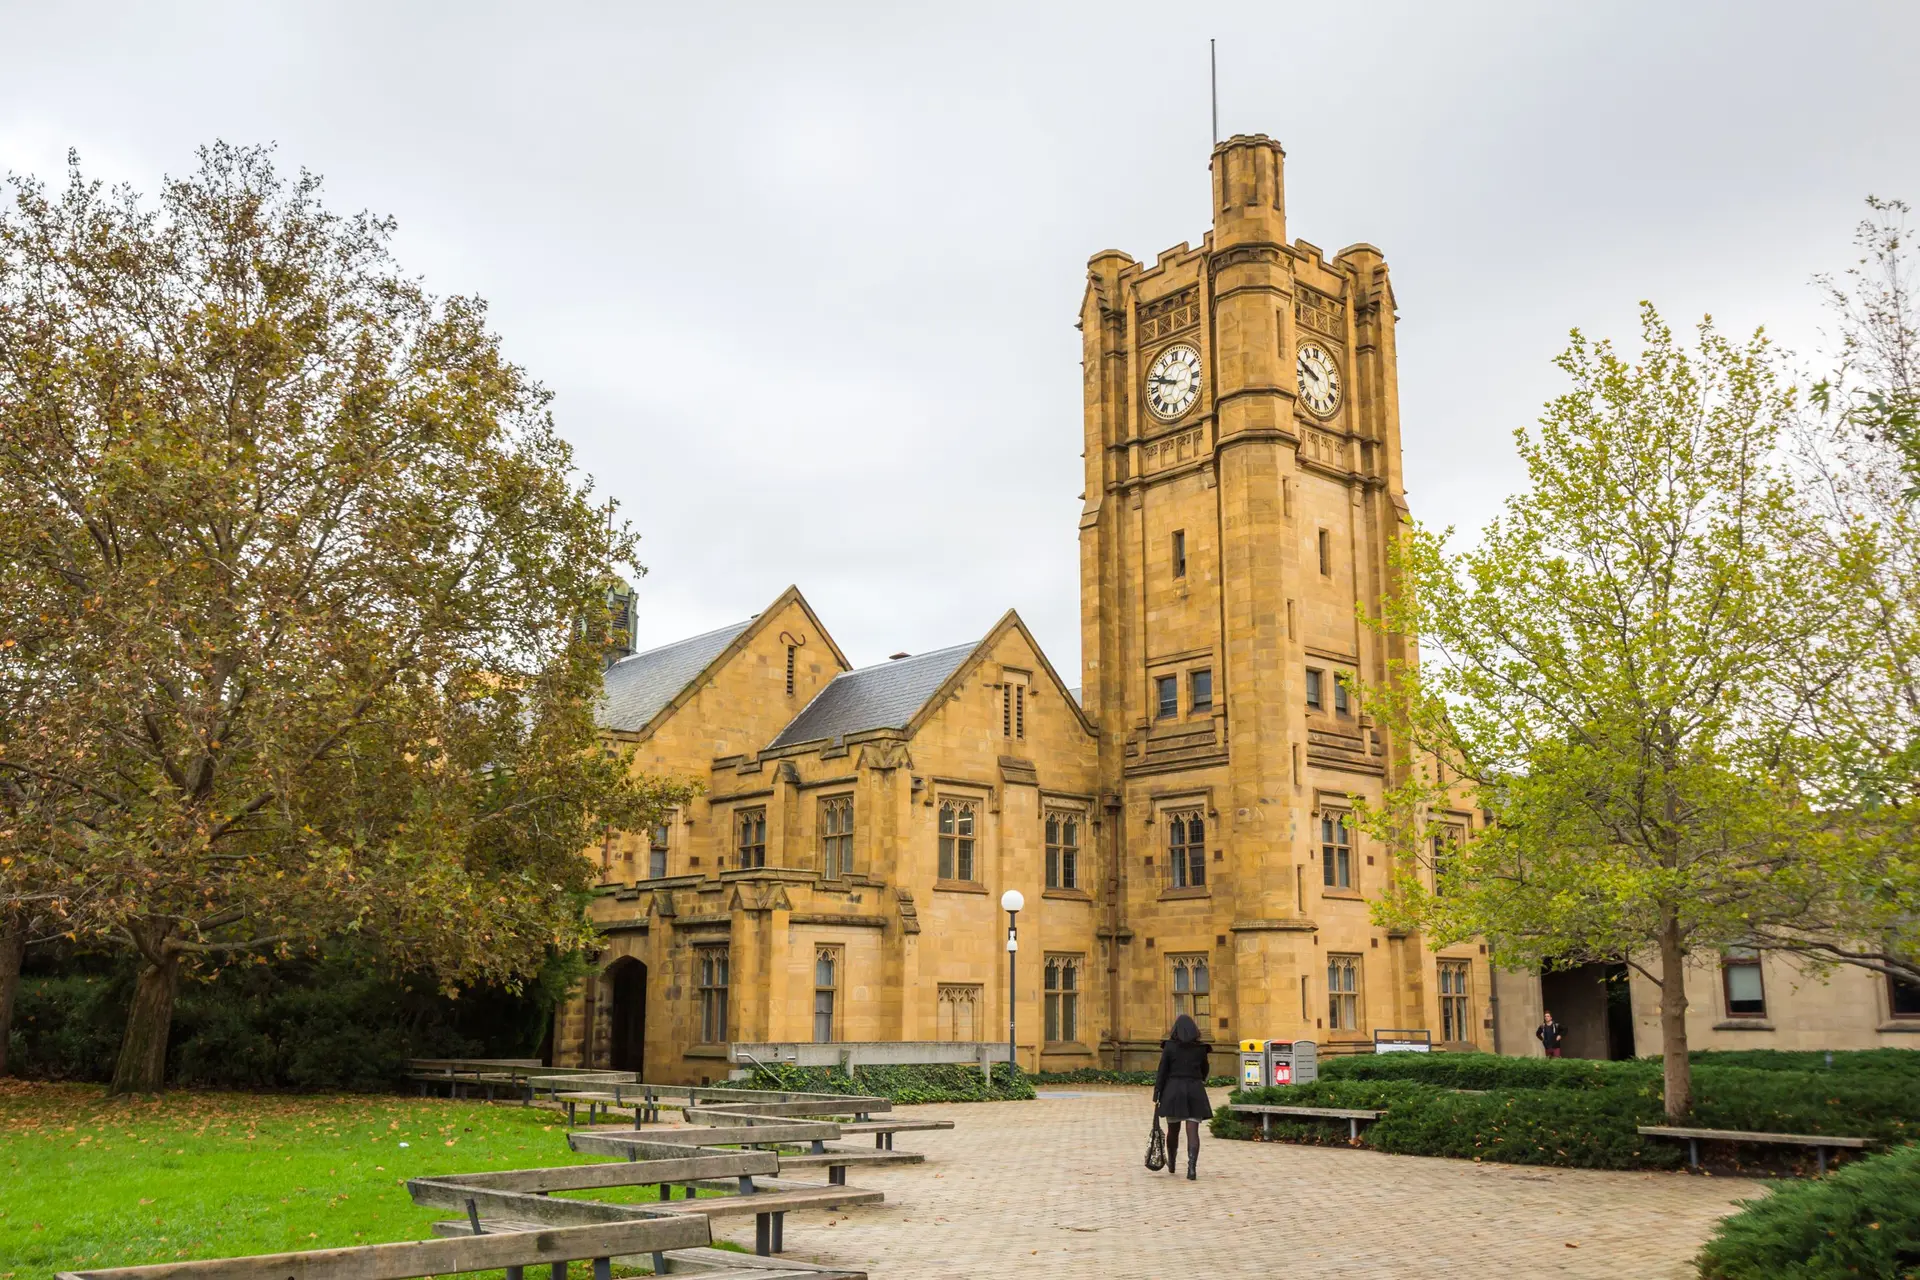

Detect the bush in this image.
[1322,1051,1638,1091]
[1030,1067,1234,1088]
[1697,1142,1920,1279]
[741,1061,1034,1103]
[7,948,580,1091]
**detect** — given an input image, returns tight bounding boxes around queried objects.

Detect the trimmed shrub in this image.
[1031,1067,1234,1088]
[742,1061,1034,1104]
[1322,1051,1637,1091]
[1697,1142,1920,1279]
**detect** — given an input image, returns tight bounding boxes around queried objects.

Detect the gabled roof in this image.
[598,618,755,733]
[769,642,976,749]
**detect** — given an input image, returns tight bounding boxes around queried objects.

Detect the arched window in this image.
[1168,811,1205,888]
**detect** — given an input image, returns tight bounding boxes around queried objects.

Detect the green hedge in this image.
[8,949,578,1091]
[1030,1068,1234,1088]
[741,1061,1034,1104]
[1697,1143,1920,1279]
[1216,1050,1920,1172]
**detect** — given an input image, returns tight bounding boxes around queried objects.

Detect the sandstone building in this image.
[552,133,1920,1081]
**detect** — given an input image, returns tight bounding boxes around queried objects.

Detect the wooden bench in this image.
[1637,1125,1879,1176]
[55,1216,710,1280]
[834,1119,955,1150]
[1229,1103,1386,1142]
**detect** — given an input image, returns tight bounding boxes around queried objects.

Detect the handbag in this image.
[1145,1113,1168,1171]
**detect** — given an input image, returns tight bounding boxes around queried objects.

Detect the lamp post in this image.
[1001,888,1024,1078]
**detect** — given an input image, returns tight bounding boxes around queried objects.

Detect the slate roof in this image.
[597,618,755,733]
[769,641,978,749]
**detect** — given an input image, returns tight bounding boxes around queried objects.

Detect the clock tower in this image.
[1079,134,1428,1063]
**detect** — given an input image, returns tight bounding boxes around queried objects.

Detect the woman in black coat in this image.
[1153,1012,1212,1179]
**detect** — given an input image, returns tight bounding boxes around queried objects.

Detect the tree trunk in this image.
[110,950,180,1095]
[0,919,25,1077]
[1657,907,1691,1122]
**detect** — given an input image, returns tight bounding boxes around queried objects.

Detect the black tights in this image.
[1166,1118,1199,1158]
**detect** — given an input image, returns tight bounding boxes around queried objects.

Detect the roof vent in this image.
[889,651,911,661]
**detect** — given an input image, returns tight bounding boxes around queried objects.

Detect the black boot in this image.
[1165,1125,1181,1174]
[1187,1144,1198,1180]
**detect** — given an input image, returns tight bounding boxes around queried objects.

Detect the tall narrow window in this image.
[1305,668,1323,710]
[1171,955,1210,1022]
[1189,668,1213,713]
[1155,675,1178,719]
[785,645,797,697]
[813,947,840,1043]
[1001,682,1027,740]
[1321,813,1352,888]
[1431,825,1463,896]
[938,799,977,881]
[1045,955,1080,1043]
[937,984,981,1041]
[1721,948,1766,1018]
[648,823,670,880]
[819,795,854,879]
[1045,810,1080,890]
[1438,960,1471,1042]
[1327,954,1360,1031]
[697,947,730,1043]
[1318,529,1331,576]
[1333,672,1351,714]
[1168,810,1206,889]
[735,808,767,870]
[1172,529,1187,579]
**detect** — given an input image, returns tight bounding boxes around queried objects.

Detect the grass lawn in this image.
[0,1080,722,1279]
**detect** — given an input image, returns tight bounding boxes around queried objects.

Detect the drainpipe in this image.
[1488,952,1503,1055]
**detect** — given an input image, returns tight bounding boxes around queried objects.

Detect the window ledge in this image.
[1158,886,1211,902]
[684,1045,730,1058]
[1878,1021,1920,1033]
[1712,1019,1775,1032]
[1319,889,1365,902]
[1043,887,1093,902]
[1043,1042,1093,1054]
[934,879,989,895]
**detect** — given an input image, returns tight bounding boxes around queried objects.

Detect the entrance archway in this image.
[606,957,647,1075]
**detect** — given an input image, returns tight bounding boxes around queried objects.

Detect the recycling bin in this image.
[1238,1039,1268,1089]
[1264,1039,1318,1087]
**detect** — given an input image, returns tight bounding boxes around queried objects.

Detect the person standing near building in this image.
[1153,1013,1213,1180]
[1536,1010,1565,1058]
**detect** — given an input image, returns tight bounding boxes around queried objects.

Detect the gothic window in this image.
[938,800,977,881]
[1171,955,1210,1023]
[648,823,669,881]
[736,807,767,870]
[1167,810,1205,889]
[697,947,730,1043]
[1045,810,1081,890]
[813,947,840,1043]
[819,795,854,879]
[1321,813,1352,889]
[1327,953,1361,1031]
[937,984,981,1041]
[1045,955,1080,1043]
[1189,668,1213,713]
[1438,959,1471,1043]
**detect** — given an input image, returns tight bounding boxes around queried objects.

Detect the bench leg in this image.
[887,1132,895,1151]
[651,1251,667,1276]
[1262,1114,1271,1139]
[829,1164,846,1186]
[1349,1119,1359,1142]
[551,1264,566,1280]
[756,1212,771,1256]
[811,1138,826,1154]
[1818,1146,1828,1177]
[1688,1138,1699,1168]
[507,1269,524,1280]
[875,1133,883,1150]
[738,1175,755,1195]
[772,1211,785,1254]
[593,1258,612,1280]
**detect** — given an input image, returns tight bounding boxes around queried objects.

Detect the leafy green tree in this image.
[1359,306,1831,1121]
[0,144,689,1092]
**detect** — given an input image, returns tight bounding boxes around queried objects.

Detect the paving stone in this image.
[731,1087,1751,1279]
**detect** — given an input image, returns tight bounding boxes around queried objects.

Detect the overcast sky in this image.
[3,2,1916,676]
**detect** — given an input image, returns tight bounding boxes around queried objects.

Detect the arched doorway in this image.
[606,957,647,1075]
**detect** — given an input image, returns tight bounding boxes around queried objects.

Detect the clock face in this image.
[1145,344,1202,420]
[1296,343,1342,417]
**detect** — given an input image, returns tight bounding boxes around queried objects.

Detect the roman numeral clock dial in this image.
[1145,344,1202,420]
[1296,343,1342,417]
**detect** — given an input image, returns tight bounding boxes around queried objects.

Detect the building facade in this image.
[553,134,1499,1082]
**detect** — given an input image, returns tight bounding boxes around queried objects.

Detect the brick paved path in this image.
[753,1086,1754,1280]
